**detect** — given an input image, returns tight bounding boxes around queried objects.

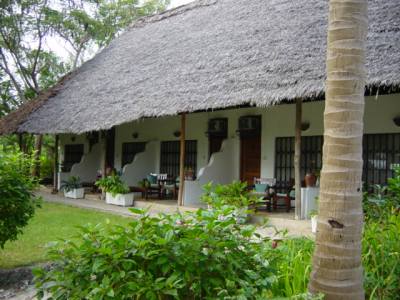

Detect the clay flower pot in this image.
[305,172,317,187]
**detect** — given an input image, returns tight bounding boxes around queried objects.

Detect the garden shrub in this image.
[34,206,277,299]
[363,210,400,299]
[201,181,260,208]
[0,147,41,248]
[269,238,314,298]
[362,170,400,300]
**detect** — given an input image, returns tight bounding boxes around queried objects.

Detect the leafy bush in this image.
[361,170,400,300]
[388,166,400,206]
[270,238,314,297]
[363,167,400,220]
[363,209,400,299]
[35,206,277,299]
[0,147,41,248]
[201,181,260,208]
[60,176,82,192]
[95,174,130,196]
[39,153,54,181]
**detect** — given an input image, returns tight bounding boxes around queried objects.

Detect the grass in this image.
[0,202,132,269]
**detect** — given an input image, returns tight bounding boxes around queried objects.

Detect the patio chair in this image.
[273,180,295,212]
[161,176,179,199]
[252,178,276,211]
[145,173,168,199]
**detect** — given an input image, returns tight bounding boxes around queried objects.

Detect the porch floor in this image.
[37,186,312,237]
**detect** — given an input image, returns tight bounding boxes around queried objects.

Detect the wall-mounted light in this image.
[393,116,400,127]
[132,132,139,139]
[301,122,310,131]
[173,130,181,137]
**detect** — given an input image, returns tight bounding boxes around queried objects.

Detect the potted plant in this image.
[185,167,194,180]
[309,196,319,233]
[95,174,133,206]
[60,176,84,199]
[309,209,318,233]
[201,181,261,223]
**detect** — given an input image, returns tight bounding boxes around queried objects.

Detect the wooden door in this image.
[240,135,261,186]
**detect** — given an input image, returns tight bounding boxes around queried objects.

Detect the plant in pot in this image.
[309,209,318,234]
[201,181,261,223]
[60,176,84,199]
[95,174,133,207]
[309,196,319,233]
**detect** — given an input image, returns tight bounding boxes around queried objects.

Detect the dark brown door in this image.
[240,135,261,186]
[209,136,224,159]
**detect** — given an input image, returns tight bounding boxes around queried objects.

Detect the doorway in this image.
[239,116,261,186]
[240,135,261,186]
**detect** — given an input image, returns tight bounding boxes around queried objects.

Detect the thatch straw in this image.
[1,0,399,134]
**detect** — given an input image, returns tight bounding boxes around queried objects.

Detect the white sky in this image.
[170,0,194,8]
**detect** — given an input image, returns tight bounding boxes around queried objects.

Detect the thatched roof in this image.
[2,0,400,134]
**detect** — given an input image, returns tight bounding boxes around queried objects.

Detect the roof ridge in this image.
[130,0,218,29]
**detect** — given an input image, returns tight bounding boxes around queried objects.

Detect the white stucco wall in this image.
[120,141,158,186]
[58,134,103,186]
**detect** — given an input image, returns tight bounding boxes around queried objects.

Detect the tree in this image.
[308,0,367,299]
[0,0,169,175]
[0,147,40,248]
[45,0,170,69]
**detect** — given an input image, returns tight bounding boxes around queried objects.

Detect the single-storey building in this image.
[0,0,399,210]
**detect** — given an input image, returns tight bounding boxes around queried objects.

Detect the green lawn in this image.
[0,202,132,269]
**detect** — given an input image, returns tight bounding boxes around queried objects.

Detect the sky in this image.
[170,0,194,7]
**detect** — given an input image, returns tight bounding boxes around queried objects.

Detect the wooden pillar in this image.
[294,98,302,219]
[178,113,186,206]
[101,131,107,200]
[52,135,59,193]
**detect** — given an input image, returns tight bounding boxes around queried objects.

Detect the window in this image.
[274,133,400,192]
[63,144,84,172]
[121,142,146,167]
[274,136,323,192]
[160,140,197,178]
[363,133,400,187]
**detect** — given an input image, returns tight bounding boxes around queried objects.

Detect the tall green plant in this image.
[0,147,41,248]
[362,211,400,299]
[270,238,314,297]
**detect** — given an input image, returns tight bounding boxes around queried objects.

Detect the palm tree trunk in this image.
[308,0,367,299]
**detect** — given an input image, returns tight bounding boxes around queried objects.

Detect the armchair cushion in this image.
[147,174,157,184]
[254,183,268,193]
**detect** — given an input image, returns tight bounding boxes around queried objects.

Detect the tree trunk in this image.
[308,0,367,299]
[294,98,302,219]
[32,134,43,178]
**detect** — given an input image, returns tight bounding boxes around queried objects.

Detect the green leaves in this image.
[0,146,41,248]
[34,205,278,299]
[95,174,130,195]
[201,181,259,209]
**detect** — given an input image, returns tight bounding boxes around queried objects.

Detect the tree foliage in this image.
[0,146,41,248]
[0,0,169,174]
